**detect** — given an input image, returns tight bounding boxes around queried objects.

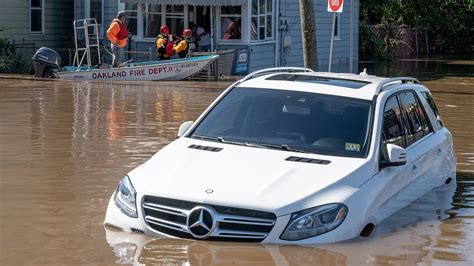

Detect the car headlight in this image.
[280,203,347,240]
[114,175,138,218]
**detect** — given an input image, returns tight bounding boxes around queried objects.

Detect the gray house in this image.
[0,0,74,53]
[0,1,359,73]
[74,0,359,73]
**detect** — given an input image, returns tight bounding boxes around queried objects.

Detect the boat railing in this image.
[72,18,101,70]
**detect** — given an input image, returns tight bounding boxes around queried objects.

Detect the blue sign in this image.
[233,48,249,75]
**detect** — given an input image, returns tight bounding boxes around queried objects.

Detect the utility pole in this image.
[299,0,318,70]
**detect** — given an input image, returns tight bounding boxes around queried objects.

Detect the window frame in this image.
[381,93,407,149]
[421,91,444,128]
[143,4,163,38]
[397,90,434,146]
[30,0,45,34]
[381,90,434,152]
[87,0,104,37]
[250,0,274,42]
[219,6,243,42]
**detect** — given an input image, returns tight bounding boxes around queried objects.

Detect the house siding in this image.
[218,43,276,71]
[280,0,359,72]
[0,0,74,53]
[73,0,359,73]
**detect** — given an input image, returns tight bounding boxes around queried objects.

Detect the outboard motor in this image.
[32,47,61,78]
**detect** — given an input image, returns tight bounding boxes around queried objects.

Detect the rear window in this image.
[422,92,443,127]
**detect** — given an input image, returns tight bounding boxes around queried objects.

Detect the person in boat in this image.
[173,29,194,59]
[155,25,176,60]
[106,11,128,68]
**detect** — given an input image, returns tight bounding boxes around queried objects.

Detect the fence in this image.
[189,49,235,80]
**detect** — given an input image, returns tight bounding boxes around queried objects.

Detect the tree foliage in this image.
[360,0,474,57]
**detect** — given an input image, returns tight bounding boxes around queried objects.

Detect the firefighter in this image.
[173,29,193,58]
[106,11,128,68]
[155,25,175,60]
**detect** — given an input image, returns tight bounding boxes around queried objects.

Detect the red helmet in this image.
[160,25,169,35]
[183,28,192,37]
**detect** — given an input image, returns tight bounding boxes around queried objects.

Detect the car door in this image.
[419,91,456,186]
[397,90,444,195]
[371,90,439,223]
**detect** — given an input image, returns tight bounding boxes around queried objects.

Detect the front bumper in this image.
[104,193,361,244]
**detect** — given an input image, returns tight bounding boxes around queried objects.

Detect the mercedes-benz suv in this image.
[104,67,456,244]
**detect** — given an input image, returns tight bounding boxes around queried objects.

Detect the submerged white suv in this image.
[104,67,456,244]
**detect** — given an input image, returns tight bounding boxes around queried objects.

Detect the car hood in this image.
[129,138,374,216]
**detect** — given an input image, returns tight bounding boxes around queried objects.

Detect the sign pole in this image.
[328,12,336,72]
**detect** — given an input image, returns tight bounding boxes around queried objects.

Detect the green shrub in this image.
[0,38,30,74]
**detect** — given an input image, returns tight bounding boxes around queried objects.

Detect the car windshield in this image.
[190,87,373,158]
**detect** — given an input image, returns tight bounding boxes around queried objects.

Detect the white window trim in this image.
[30,0,45,34]
[85,0,104,37]
[217,5,247,43]
[117,1,140,40]
[123,4,188,42]
[249,0,275,42]
[117,2,276,46]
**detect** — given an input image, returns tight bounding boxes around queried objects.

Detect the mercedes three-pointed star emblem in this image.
[186,206,216,239]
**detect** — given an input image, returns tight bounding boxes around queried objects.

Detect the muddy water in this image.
[0,59,473,265]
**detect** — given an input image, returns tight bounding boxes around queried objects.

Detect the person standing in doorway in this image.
[190,22,211,52]
[106,11,128,68]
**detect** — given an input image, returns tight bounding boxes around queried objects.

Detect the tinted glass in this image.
[422,92,443,127]
[31,0,41,8]
[191,88,373,158]
[399,91,431,146]
[382,95,406,148]
[31,9,42,32]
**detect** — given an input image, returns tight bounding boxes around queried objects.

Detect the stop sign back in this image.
[328,0,344,13]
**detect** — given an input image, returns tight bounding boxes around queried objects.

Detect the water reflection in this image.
[105,177,473,265]
[0,57,473,264]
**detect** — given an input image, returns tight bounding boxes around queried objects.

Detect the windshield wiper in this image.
[192,135,310,153]
[246,142,309,154]
[191,135,248,147]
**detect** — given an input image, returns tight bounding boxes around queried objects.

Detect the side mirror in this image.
[381,144,407,167]
[177,121,193,138]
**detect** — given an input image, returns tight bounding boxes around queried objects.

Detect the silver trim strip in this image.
[145,215,187,232]
[143,202,188,217]
[142,199,276,241]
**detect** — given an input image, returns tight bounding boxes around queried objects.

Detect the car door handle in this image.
[412,165,418,173]
[437,148,442,154]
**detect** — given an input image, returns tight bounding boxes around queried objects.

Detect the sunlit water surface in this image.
[0,58,473,264]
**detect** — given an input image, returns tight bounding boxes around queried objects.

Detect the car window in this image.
[398,91,432,146]
[191,87,373,158]
[421,91,443,127]
[382,95,406,148]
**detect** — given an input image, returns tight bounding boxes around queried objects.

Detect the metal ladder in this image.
[72,18,101,70]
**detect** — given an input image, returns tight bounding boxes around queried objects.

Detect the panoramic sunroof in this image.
[266,74,371,89]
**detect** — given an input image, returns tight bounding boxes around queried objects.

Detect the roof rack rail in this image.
[375,77,420,95]
[239,67,314,83]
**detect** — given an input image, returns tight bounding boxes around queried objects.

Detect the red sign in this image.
[328,0,344,13]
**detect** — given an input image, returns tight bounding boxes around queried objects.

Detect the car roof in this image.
[236,69,422,100]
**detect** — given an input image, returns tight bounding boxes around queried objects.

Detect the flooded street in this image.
[1,58,473,265]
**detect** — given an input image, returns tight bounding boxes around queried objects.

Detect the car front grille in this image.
[142,195,276,242]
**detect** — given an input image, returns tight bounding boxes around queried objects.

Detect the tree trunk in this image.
[299,0,318,70]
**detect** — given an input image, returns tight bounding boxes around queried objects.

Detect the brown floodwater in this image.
[0,58,473,265]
